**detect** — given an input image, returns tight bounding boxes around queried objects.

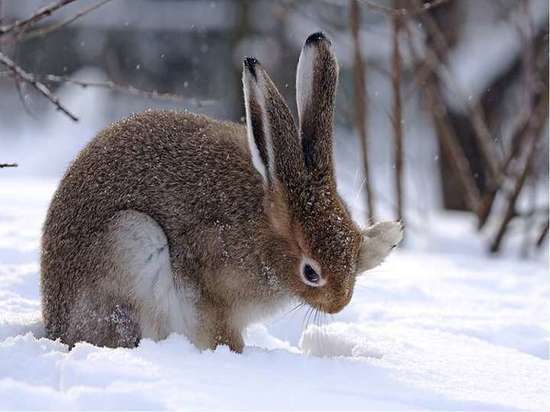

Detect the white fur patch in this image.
[243,68,276,183]
[110,211,199,342]
[296,45,315,132]
[254,73,276,179]
[243,74,268,182]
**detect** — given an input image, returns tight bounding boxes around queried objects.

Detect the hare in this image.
[41,32,403,352]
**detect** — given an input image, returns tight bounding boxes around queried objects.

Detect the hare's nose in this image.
[325,286,353,314]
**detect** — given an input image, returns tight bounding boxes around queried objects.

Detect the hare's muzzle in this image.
[309,279,354,315]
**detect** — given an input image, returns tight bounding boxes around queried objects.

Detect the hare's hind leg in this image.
[108,210,199,343]
[66,210,198,348]
[64,293,140,348]
[64,210,169,348]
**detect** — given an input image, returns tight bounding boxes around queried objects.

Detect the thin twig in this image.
[478,22,549,230]
[482,67,546,229]
[359,0,450,17]
[519,0,537,257]
[489,128,544,253]
[479,87,548,229]
[3,70,213,106]
[391,0,404,222]
[0,51,78,121]
[350,0,376,222]
[404,20,480,212]
[42,74,211,106]
[14,71,38,119]
[415,1,501,187]
[0,0,77,36]
[535,219,549,248]
[21,0,113,42]
[489,81,548,253]
[502,79,547,174]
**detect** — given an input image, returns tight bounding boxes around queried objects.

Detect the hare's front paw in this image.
[364,221,403,247]
[357,221,403,273]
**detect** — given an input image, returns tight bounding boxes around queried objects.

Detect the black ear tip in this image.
[305,31,331,46]
[244,57,259,66]
[243,57,259,79]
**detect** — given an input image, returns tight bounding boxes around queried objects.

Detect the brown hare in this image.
[41,32,402,352]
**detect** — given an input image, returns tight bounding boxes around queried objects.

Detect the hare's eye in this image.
[300,258,326,287]
[303,264,319,283]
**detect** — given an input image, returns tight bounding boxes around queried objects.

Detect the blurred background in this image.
[0,0,548,257]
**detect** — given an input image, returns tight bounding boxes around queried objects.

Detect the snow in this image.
[0,15,548,405]
[0,177,548,410]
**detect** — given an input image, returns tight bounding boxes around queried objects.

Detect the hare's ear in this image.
[242,57,302,186]
[296,32,338,177]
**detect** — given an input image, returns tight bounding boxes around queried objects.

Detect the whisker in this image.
[307,307,315,329]
[268,301,305,326]
[353,176,367,204]
[320,311,327,346]
[312,308,319,351]
[302,306,313,333]
[285,302,305,317]
[315,309,324,349]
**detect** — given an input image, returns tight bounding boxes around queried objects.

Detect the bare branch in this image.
[404,20,480,212]
[391,1,404,222]
[350,0,376,222]
[535,219,549,248]
[0,51,78,121]
[478,85,548,229]
[41,74,212,106]
[20,0,113,42]
[478,19,548,230]
[359,0,451,17]
[415,2,501,187]
[489,79,548,253]
[489,128,545,253]
[14,72,38,119]
[0,0,77,37]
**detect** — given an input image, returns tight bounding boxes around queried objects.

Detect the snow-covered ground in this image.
[0,177,548,410]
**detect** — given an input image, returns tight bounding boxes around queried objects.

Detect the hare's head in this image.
[243,32,385,314]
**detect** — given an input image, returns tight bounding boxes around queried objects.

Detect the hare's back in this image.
[78,110,257,206]
[97,110,251,174]
[44,110,263,253]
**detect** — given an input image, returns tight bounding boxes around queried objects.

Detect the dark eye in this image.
[303,264,320,283]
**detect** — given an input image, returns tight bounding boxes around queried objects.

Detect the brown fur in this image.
[42,111,298,350]
[40,33,388,353]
